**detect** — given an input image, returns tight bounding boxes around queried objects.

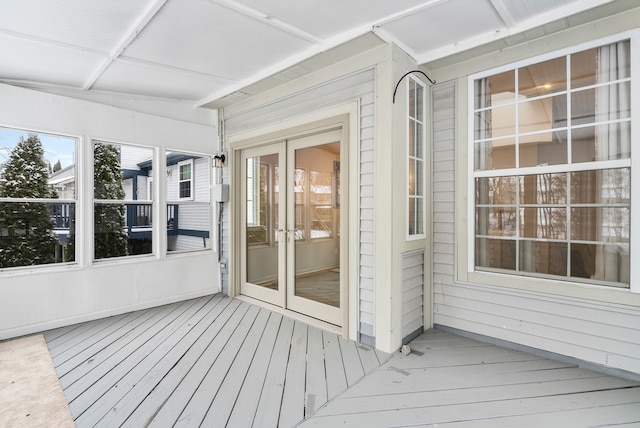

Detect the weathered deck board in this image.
[42,298,639,427]
[278,321,308,428]
[199,308,274,426]
[338,335,366,385]
[303,388,640,426]
[172,304,262,427]
[323,330,348,400]
[60,299,198,394]
[225,312,285,427]
[300,330,640,427]
[74,296,218,426]
[248,316,295,427]
[144,298,248,427]
[97,296,232,427]
[44,294,388,427]
[305,326,328,416]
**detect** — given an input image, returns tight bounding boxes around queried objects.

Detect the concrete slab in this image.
[0,334,74,428]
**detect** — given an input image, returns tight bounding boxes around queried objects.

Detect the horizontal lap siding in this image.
[224,70,377,344]
[359,90,375,345]
[431,81,457,303]
[172,235,209,251]
[120,146,152,170]
[431,80,640,375]
[402,251,424,343]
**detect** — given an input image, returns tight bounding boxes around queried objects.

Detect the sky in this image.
[0,127,76,171]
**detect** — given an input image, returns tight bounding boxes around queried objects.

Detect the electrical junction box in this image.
[213,184,229,202]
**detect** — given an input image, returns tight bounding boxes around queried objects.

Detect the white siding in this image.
[431,80,640,375]
[165,164,180,200]
[137,176,149,200]
[170,235,210,251]
[401,250,424,343]
[223,69,376,344]
[166,157,211,252]
[431,82,457,295]
[123,180,134,200]
[166,157,210,202]
[359,88,375,346]
[120,145,152,170]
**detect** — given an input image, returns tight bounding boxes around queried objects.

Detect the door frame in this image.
[228,103,359,340]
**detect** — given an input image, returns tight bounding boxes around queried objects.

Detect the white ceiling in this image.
[0,0,632,113]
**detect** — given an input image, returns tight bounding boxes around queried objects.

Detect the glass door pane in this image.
[241,144,284,307]
[293,144,340,307]
[287,130,342,326]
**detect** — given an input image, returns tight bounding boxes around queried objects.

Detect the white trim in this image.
[406,74,427,241]
[468,29,638,81]
[177,159,195,200]
[229,102,360,341]
[630,30,640,294]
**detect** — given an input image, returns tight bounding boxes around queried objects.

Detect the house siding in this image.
[430,78,640,375]
[120,145,152,170]
[166,157,212,252]
[401,250,424,344]
[431,81,457,299]
[222,69,376,344]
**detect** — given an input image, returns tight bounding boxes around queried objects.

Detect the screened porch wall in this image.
[222,68,377,345]
[0,83,219,340]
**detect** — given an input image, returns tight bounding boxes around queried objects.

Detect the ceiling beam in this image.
[196,0,451,107]
[209,0,322,43]
[373,0,450,27]
[0,28,105,57]
[82,0,169,91]
[489,0,517,27]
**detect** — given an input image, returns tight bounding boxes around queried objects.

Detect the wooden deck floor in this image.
[300,329,640,427]
[43,295,640,427]
[43,294,389,427]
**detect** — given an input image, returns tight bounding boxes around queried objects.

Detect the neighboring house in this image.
[46,148,211,253]
[48,164,75,200]
[48,164,75,251]
[0,2,638,381]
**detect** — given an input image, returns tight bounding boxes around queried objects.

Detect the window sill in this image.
[462,269,640,307]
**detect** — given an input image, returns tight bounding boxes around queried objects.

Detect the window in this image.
[166,151,211,252]
[471,36,633,288]
[246,156,269,245]
[0,128,77,268]
[310,169,334,239]
[408,75,426,238]
[93,141,153,260]
[178,160,193,199]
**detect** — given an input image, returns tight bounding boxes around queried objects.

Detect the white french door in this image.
[240,129,342,326]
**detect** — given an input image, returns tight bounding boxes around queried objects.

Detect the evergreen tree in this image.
[0,134,58,268]
[53,159,62,172]
[93,142,128,259]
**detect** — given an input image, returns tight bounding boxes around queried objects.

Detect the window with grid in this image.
[408,75,426,238]
[471,37,633,288]
[178,160,193,199]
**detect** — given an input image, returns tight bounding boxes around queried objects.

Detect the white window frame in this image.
[178,159,194,201]
[467,30,640,294]
[92,140,155,262]
[0,126,79,271]
[166,152,212,254]
[407,74,427,240]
